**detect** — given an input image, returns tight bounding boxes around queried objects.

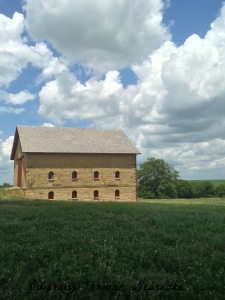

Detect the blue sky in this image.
[0,0,225,184]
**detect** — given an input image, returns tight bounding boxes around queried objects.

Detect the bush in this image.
[142,193,155,199]
[201,181,215,197]
[215,183,225,198]
[189,181,215,198]
[175,180,192,198]
[158,183,178,199]
[0,183,12,188]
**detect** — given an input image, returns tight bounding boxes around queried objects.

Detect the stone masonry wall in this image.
[25,153,137,201]
[25,186,136,201]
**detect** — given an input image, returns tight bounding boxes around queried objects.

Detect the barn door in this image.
[17,158,22,187]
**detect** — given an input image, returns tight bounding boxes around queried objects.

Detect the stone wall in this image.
[24,153,137,201]
[25,186,136,201]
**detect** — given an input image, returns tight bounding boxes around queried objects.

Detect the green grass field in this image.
[0,194,225,299]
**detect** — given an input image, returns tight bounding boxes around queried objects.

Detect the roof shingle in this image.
[11,126,141,159]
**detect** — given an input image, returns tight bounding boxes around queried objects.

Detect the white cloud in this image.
[8,91,35,105]
[2,136,14,156]
[24,0,170,72]
[0,136,14,184]
[38,70,124,124]
[154,140,225,180]
[0,13,26,87]
[0,13,67,89]
[0,90,35,105]
[0,106,25,114]
[41,122,55,127]
[37,3,225,179]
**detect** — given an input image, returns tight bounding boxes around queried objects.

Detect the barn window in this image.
[115,171,120,179]
[72,191,77,199]
[94,190,99,198]
[72,171,77,180]
[94,171,99,179]
[115,190,120,198]
[48,191,54,199]
[48,172,54,180]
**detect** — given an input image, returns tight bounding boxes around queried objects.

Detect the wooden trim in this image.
[17,157,22,187]
[136,155,137,201]
[17,155,24,160]
[10,127,19,160]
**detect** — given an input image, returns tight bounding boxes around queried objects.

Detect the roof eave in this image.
[10,127,19,160]
[21,151,141,155]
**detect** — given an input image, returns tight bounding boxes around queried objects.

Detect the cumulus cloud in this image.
[0,12,26,87]
[0,12,67,88]
[41,122,55,127]
[37,3,225,179]
[0,90,35,105]
[38,70,124,124]
[143,138,225,179]
[0,136,14,184]
[0,107,25,114]
[8,91,35,105]
[24,0,170,72]
[2,136,14,156]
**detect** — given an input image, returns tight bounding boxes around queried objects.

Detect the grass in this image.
[0,187,25,200]
[0,195,225,299]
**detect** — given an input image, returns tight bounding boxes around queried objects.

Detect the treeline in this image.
[138,157,225,199]
[0,183,12,189]
[139,180,225,199]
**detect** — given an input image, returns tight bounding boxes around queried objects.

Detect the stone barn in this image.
[10,126,141,201]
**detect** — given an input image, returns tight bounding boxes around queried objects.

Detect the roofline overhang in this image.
[10,127,19,160]
[22,152,141,155]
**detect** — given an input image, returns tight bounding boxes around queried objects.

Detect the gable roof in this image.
[11,126,141,159]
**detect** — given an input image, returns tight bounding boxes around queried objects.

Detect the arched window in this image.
[94,190,99,198]
[48,172,54,180]
[48,191,54,199]
[94,171,99,179]
[72,191,77,199]
[72,171,77,180]
[115,171,120,179]
[115,190,120,198]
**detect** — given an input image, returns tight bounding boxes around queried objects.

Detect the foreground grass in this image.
[0,198,225,299]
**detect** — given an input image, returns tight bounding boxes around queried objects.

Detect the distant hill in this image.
[187,180,225,187]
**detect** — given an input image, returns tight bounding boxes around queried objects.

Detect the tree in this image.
[0,183,12,188]
[189,181,215,198]
[201,181,214,197]
[138,157,179,198]
[175,179,192,198]
[215,183,225,198]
